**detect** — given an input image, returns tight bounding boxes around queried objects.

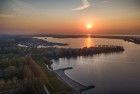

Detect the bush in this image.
[4,66,16,79]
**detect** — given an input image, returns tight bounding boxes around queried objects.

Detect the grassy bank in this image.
[33,56,73,94]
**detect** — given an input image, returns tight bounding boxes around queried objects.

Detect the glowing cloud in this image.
[72,0,91,11]
[2,0,46,17]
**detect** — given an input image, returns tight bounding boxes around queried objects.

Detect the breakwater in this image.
[54,67,95,94]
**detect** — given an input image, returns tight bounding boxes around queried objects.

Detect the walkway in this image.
[54,67,94,93]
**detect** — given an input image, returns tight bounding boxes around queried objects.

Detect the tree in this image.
[4,66,16,80]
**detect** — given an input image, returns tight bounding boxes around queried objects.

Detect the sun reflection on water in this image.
[85,34,95,47]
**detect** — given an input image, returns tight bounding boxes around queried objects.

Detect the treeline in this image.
[0,44,124,59]
[30,45,124,58]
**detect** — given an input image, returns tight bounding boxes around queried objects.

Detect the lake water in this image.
[37,36,140,94]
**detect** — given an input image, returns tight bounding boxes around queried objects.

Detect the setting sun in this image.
[86,23,93,29]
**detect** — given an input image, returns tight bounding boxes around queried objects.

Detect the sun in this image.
[86,23,93,29]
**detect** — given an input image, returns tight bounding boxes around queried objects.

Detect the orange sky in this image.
[0,0,140,34]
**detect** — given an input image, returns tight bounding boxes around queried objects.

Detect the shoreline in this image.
[40,34,140,44]
[54,67,95,93]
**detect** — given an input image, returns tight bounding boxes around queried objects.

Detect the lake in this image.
[36,36,140,94]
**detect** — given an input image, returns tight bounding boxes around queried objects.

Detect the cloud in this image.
[72,0,91,11]
[0,0,47,18]
[11,0,35,15]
